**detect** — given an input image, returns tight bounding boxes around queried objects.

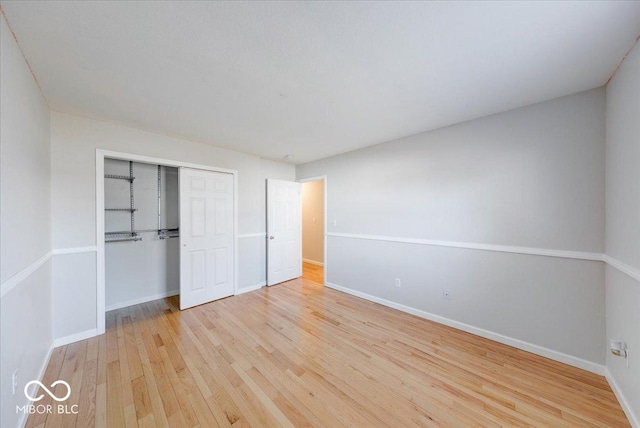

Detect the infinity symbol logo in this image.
[24,380,71,402]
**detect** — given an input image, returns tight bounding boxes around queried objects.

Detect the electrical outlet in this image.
[332,219,337,227]
[395,278,401,287]
[610,340,630,368]
[12,370,18,395]
[443,289,451,300]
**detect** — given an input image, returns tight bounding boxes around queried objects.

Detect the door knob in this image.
[269,236,275,240]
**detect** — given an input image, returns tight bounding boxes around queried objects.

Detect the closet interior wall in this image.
[104,159,179,310]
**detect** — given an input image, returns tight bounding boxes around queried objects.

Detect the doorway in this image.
[300,177,326,285]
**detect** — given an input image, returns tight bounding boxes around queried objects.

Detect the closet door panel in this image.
[179,168,234,309]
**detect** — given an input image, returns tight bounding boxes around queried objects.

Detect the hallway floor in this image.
[302,261,323,285]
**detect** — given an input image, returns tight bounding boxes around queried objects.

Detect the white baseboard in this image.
[18,343,55,428]
[34,344,55,391]
[605,367,639,427]
[325,281,605,375]
[106,290,179,312]
[302,258,324,267]
[53,328,98,348]
[237,281,266,295]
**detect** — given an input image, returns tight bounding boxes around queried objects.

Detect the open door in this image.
[267,179,302,286]
[179,167,234,309]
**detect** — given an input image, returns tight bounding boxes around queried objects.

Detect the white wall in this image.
[302,180,324,264]
[297,88,606,367]
[104,160,179,311]
[605,39,640,426]
[50,112,294,341]
[0,15,52,428]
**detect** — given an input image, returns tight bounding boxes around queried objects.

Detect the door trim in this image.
[298,175,327,286]
[96,149,238,335]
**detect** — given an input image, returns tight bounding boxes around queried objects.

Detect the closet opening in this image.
[104,159,180,311]
[96,150,239,334]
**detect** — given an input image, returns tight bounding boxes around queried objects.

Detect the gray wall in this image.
[605,38,640,424]
[297,88,606,365]
[50,112,294,340]
[0,16,53,428]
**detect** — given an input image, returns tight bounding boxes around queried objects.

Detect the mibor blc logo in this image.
[24,380,71,402]
[16,380,79,415]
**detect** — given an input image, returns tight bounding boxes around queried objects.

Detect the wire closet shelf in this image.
[104,162,179,243]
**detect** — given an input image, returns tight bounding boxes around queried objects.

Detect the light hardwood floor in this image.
[28,278,628,427]
[302,262,323,285]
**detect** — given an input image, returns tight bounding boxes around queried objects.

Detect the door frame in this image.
[96,149,238,335]
[297,175,327,286]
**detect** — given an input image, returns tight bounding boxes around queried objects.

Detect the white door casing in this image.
[267,179,302,286]
[179,167,234,309]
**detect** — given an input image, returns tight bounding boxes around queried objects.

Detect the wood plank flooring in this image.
[28,278,629,427]
[302,262,323,285]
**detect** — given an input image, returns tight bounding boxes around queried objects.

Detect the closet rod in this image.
[106,237,143,243]
[105,231,139,235]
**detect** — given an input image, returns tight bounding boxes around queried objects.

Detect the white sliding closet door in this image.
[179,167,234,309]
[266,179,301,286]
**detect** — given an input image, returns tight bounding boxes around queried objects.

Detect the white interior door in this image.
[179,167,234,309]
[267,179,301,286]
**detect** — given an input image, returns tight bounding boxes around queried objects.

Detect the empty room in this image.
[1,1,639,427]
